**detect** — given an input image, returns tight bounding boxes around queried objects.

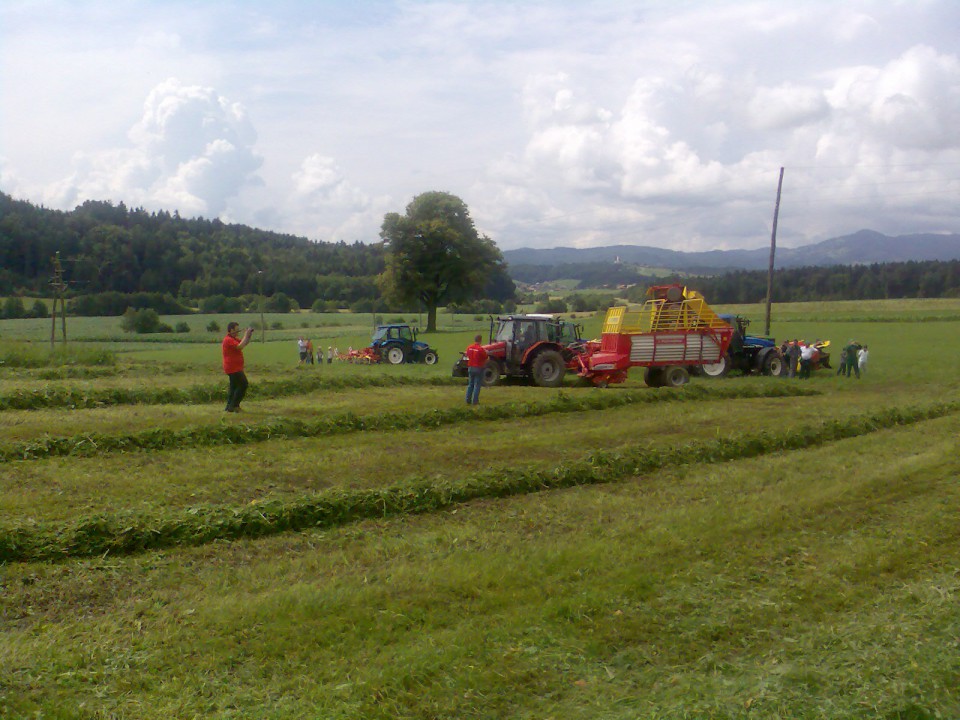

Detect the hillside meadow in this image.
[1,300,959,719]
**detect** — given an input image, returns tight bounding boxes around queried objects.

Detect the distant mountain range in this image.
[502,230,960,272]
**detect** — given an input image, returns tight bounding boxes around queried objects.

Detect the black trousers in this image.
[226,371,248,410]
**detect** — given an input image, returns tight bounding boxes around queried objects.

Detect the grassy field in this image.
[1,300,959,718]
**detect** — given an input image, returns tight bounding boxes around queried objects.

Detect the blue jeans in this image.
[466,367,483,405]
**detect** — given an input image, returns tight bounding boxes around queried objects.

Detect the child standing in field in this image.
[858,345,869,375]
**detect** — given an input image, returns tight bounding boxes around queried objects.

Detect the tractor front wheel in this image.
[482,359,501,386]
[531,350,565,387]
[423,350,438,365]
[385,346,406,365]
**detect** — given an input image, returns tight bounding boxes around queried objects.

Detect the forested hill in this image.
[504,230,960,271]
[0,192,385,307]
[3,191,959,309]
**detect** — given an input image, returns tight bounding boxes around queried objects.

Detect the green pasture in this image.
[1,300,959,718]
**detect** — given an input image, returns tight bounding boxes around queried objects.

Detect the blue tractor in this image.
[368,324,438,365]
[698,314,785,377]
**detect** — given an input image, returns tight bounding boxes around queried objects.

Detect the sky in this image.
[2,0,959,253]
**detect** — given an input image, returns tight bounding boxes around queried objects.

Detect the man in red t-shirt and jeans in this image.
[222,321,254,412]
[464,334,489,406]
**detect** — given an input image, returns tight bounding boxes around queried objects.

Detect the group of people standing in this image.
[297,337,336,365]
[837,341,868,379]
[781,340,818,379]
[781,339,868,380]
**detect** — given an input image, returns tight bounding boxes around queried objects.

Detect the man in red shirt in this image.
[222,321,254,412]
[464,334,489,405]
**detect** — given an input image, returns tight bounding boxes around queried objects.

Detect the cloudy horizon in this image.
[2,0,959,252]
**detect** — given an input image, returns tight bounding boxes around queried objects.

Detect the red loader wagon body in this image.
[578,284,734,387]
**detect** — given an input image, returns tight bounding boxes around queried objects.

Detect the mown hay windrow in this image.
[0,383,815,461]
[0,373,464,411]
[2,399,955,563]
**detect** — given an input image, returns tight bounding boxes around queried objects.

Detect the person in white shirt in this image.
[857,345,869,375]
[799,343,816,379]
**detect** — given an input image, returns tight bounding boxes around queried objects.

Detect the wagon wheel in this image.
[644,367,664,387]
[662,365,689,387]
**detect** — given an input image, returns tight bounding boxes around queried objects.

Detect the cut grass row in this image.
[0,383,815,461]
[0,371,463,410]
[2,398,955,563]
[4,415,958,718]
[5,419,957,719]
[0,383,867,527]
[2,308,959,718]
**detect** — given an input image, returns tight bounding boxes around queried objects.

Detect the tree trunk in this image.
[426,304,438,332]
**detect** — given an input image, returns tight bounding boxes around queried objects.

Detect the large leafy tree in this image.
[379,191,507,331]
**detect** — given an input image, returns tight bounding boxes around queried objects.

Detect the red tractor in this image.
[452,314,586,387]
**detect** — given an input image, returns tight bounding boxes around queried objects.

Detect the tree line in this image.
[0,191,515,328]
[0,191,385,308]
[513,258,960,304]
[3,190,958,315]
[624,261,960,304]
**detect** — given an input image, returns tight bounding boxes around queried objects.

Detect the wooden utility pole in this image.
[764,167,784,337]
[49,253,68,350]
[258,270,265,343]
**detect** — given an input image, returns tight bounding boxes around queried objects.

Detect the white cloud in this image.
[287,154,396,242]
[2,1,959,251]
[38,79,262,217]
[293,154,369,211]
[748,84,830,131]
[826,45,960,151]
